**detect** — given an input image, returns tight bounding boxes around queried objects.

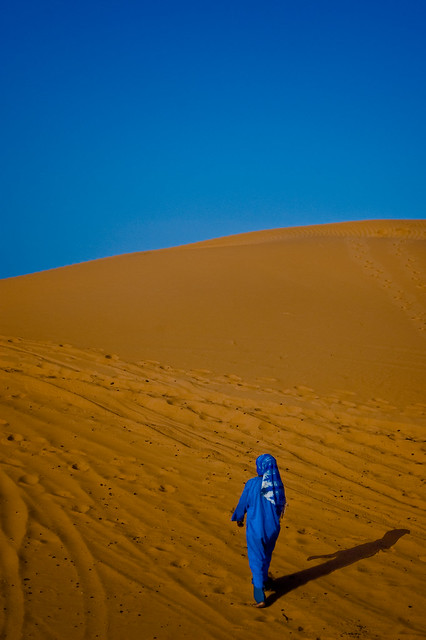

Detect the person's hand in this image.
[237,520,244,527]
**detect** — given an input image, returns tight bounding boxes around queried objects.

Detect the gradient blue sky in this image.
[1,0,425,277]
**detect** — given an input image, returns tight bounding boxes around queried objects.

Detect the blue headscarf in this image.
[256,454,286,517]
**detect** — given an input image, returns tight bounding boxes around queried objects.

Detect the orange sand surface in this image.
[0,219,425,639]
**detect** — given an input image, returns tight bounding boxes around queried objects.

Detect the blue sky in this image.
[1,0,425,277]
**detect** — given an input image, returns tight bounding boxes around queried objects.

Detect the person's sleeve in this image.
[231,481,250,521]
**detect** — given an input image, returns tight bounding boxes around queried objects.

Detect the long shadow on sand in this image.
[267,528,410,606]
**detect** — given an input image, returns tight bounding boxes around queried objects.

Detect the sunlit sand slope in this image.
[0,220,425,639]
[0,219,425,405]
[0,337,425,639]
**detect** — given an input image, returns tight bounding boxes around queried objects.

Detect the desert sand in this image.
[0,219,425,639]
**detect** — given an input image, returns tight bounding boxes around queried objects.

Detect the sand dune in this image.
[1,220,425,405]
[0,220,425,639]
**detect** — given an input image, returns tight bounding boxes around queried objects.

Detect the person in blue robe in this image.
[231,453,286,607]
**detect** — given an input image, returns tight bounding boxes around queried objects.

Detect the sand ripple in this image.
[1,337,425,639]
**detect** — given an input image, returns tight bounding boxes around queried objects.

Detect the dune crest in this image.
[187,219,426,248]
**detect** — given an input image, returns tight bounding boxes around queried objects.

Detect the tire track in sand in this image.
[0,469,27,640]
[23,489,109,640]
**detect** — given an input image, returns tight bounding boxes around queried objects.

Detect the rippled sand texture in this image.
[0,220,425,639]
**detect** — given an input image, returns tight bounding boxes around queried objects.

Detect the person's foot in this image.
[253,585,265,606]
[263,577,274,590]
[252,600,266,608]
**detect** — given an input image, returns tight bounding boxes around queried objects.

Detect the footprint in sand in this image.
[148,543,176,557]
[159,484,176,493]
[170,558,190,568]
[213,585,233,594]
[71,503,91,514]
[71,461,90,472]
[55,490,74,499]
[199,568,229,582]
[7,433,24,442]
[199,569,232,594]
[20,473,39,485]
[116,473,138,481]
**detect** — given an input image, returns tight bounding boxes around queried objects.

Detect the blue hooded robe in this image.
[231,454,286,597]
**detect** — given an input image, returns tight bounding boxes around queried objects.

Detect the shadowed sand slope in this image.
[1,219,425,405]
[0,220,425,640]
